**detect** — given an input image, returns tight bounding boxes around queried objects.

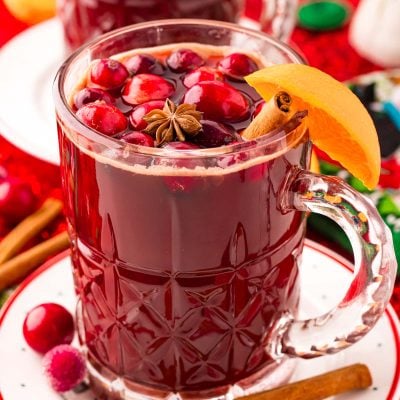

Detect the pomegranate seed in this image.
[166,49,204,72]
[183,66,224,88]
[124,54,164,75]
[218,53,258,81]
[191,120,238,148]
[73,87,115,109]
[76,102,128,136]
[89,58,129,89]
[23,303,75,354]
[120,131,155,147]
[183,81,249,122]
[122,74,175,106]
[129,100,165,130]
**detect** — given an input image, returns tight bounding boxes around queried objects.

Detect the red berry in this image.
[124,54,164,75]
[120,131,155,147]
[191,120,238,148]
[162,142,200,151]
[43,345,86,392]
[183,66,224,88]
[76,102,128,136]
[0,165,7,181]
[129,100,165,130]
[0,177,36,224]
[122,74,175,106]
[166,49,204,72]
[218,53,258,81]
[73,87,115,110]
[23,303,74,354]
[89,58,129,89]
[183,81,249,122]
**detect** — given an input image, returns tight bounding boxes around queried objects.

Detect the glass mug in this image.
[56,0,298,50]
[54,20,397,400]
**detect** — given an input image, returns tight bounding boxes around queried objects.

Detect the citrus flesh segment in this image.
[245,64,380,189]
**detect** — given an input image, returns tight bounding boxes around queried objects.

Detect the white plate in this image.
[0,240,399,399]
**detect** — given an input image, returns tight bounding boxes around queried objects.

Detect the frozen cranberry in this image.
[191,120,238,148]
[73,87,115,109]
[89,59,129,89]
[253,101,265,118]
[124,54,164,75]
[218,53,258,81]
[183,67,224,88]
[0,177,36,224]
[120,131,155,147]
[23,303,75,354]
[76,102,128,136]
[129,100,165,130]
[183,81,249,122]
[166,49,204,72]
[122,74,175,106]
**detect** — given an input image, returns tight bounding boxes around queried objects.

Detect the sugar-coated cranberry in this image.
[191,120,238,148]
[218,53,258,80]
[253,101,265,118]
[0,177,36,224]
[122,74,175,105]
[76,102,128,136]
[183,66,224,88]
[166,49,204,73]
[183,81,249,122]
[43,345,86,392]
[89,59,129,89]
[129,100,165,130]
[124,54,164,75]
[23,303,75,354]
[120,131,155,147]
[73,87,115,110]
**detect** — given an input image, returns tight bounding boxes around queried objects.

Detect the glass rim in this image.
[53,19,308,159]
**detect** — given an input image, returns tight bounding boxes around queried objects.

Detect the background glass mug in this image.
[54,20,397,400]
[56,0,298,50]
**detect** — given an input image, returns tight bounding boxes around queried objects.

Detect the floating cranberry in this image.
[183,81,249,122]
[183,66,224,88]
[0,177,36,224]
[253,101,265,118]
[129,100,165,130]
[76,102,128,136]
[124,54,164,75]
[89,59,129,89]
[218,53,258,81]
[166,49,204,72]
[122,74,174,106]
[191,120,238,148]
[73,87,115,110]
[120,131,155,147]
[23,303,75,354]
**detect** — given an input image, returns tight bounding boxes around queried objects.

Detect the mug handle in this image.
[269,169,397,358]
[260,0,299,42]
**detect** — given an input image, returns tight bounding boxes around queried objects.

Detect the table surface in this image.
[0,0,399,313]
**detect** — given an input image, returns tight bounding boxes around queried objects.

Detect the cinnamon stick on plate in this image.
[237,364,372,400]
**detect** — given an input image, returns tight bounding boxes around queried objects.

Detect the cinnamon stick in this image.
[243,91,293,140]
[237,364,372,400]
[0,231,70,291]
[0,198,63,265]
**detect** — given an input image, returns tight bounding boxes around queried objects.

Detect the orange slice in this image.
[4,0,55,24]
[245,64,380,189]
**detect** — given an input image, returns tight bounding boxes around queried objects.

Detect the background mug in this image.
[54,20,397,400]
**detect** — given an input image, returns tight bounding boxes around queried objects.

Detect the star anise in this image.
[143,99,202,145]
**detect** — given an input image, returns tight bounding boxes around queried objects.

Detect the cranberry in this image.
[89,59,129,89]
[122,74,175,106]
[253,101,265,118]
[183,81,249,122]
[23,303,75,354]
[218,53,258,81]
[76,102,128,136]
[166,49,204,72]
[129,100,165,130]
[120,131,155,147]
[73,87,115,110]
[191,120,238,148]
[0,165,8,181]
[0,177,36,224]
[183,67,224,88]
[124,54,164,75]
[162,142,200,151]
